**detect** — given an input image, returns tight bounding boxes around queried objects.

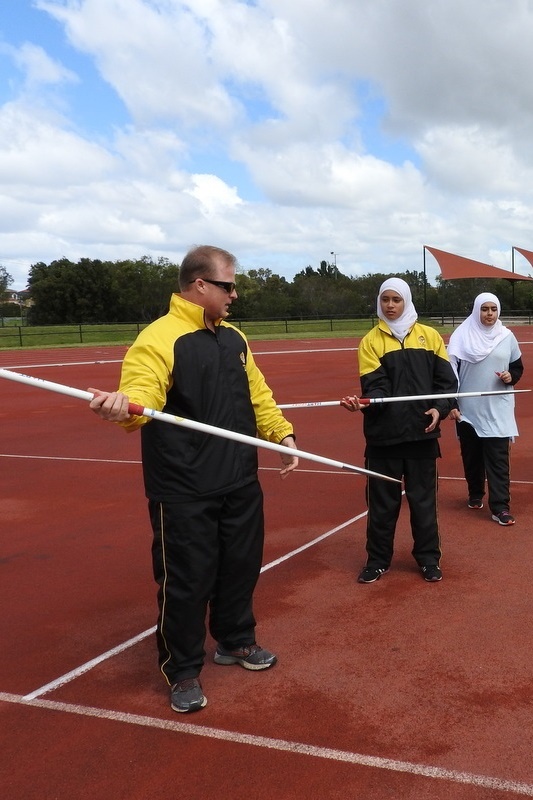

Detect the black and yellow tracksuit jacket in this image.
[118,293,294,501]
[358,320,458,450]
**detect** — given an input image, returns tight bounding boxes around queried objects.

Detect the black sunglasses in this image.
[194,278,237,294]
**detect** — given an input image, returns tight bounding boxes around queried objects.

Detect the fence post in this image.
[19,325,23,346]
[79,324,83,343]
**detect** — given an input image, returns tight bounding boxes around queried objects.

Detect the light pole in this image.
[330,251,340,278]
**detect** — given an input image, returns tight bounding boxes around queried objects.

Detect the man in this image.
[89,245,298,713]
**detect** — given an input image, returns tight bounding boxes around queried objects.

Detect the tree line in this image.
[2,256,533,325]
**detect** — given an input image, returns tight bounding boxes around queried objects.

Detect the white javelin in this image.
[277,388,530,409]
[0,368,400,483]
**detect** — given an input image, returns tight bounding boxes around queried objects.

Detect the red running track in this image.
[1,335,532,799]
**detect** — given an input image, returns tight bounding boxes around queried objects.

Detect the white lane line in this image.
[17,463,533,701]
[0,453,140,464]
[253,347,356,355]
[0,360,124,369]
[22,629,156,700]
[22,516,362,700]
[8,462,532,692]
[1,692,532,796]
[3,338,532,371]
[4,456,533,487]
[260,513,366,573]
[0,455,350,473]
[0,346,354,369]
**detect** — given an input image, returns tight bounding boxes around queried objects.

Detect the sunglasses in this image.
[194,278,237,294]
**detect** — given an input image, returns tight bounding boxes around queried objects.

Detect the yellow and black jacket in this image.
[118,293,294,501]
[358,320,457,448]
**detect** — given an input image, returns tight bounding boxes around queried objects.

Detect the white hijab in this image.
[377,277,418,342]
[447,292,511,363]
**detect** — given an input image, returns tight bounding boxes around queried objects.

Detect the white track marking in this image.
[253,347,356,355]
[2,337,532,371]
[260,514,367,572]
[0,453,140,464]
[0,455,351,473]
[4,341,533,794]
[1,360,124,369]
[1,692,532,796]
[23,629,156,700]
[22,516,365,699]
[3,455,533,486]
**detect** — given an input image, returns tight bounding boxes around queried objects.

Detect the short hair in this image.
[179,245,236,289]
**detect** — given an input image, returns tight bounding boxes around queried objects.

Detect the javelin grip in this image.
[128,403,145,417]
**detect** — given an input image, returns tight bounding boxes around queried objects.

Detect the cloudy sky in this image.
[2,0,533,290]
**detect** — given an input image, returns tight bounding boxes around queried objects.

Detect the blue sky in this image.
[2,0,533,290]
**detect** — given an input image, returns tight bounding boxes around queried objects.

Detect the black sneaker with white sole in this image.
[421,565,443,582]
[491,511,515,526]
[468,498,484,509]
[357,566,389,583]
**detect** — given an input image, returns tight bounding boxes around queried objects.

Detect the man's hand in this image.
[279,435,298,479]
[88,387,131,422]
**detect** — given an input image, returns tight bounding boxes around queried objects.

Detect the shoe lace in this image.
[240,644,261,656]
[173,678,198,691]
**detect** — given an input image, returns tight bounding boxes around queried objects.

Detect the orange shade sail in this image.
[513,247,533,271]
[425,246,533,281]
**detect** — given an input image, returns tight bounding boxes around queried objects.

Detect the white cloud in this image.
[7,41,78,87]
[417,125,533,196]
[0,104,115,186]
[2,0,533,291]
[37,0,241,129]
[185,174,243,216]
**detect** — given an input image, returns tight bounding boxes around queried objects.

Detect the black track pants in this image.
[149,480,264,685]
[364,456,441,569]
[456,421,511,513]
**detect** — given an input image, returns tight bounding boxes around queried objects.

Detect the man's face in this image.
[198,256,238,322]
[380,291,404,320]
[479,302,498,327]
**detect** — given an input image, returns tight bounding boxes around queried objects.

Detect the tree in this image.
[21,253,533,326]
[27,258,117,324]
[0,264,13,300]
[110,257,179,321]
[232,269,292,318]
[27,256,180,324]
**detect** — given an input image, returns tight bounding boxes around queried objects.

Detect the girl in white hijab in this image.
[447,292,510,366]
[341,276,457,584]
[448,293,523,525]
[376,277,418,341]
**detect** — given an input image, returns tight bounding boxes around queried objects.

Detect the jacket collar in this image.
[169,292,221,329]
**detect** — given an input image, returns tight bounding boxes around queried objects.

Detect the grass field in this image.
[0,316,462,349]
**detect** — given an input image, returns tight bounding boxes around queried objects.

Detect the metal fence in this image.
[0,322,148,348]
[1,311,533,349]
